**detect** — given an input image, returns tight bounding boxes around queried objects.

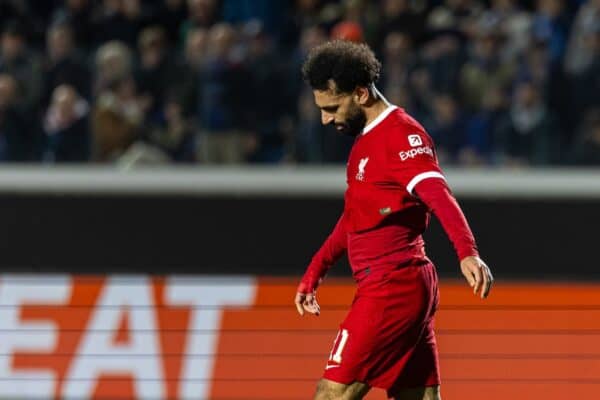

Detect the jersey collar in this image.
[361,104,397,135]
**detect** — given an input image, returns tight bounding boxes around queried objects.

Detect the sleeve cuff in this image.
[458,248,479,261]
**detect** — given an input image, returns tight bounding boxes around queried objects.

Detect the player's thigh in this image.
[391,385,440,400]
[314,378,370,400]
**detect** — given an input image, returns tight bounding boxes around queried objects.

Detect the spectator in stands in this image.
[379,30,419,131]
[180,0,220,43]
[427,0,484,38]
[93,40,133,95]
[567,14,600,128]
[497,80,559,165]
[427,93,469,164]
[565,0,600,75]
[196,23,250,164]
[0,20,43,112]
[421,29,466,97]
[479,0,532,62]
[175,27,207,118]
[0,74,39,161]
[42,84,90,162]
[330,21,364,43]
[146,95,196,163]
[241,21,287,163]
[515,39,570,149]
[289,25,327,162]
[465,84,511,164]
[459,26,515,112]
[531,0,571,63]
[135,26,177,122]
[183,28,208,69]
[516,41,553,96]
[339,0,381,45]
[51,0,94,51]
[92,76,145,161]
[43,23,91,106]
[380,31,415,107]
[92,0,146,48]
[406,66,436,126]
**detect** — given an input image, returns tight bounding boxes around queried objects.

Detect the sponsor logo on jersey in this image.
[408,134,423,147]
[399,146,433,161]
[356,157,369,181]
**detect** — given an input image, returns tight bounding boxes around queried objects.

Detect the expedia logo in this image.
[408,134,423,147]
[399,146,433,161]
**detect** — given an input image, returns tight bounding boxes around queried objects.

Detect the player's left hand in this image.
[294,291,321,316]
[460,256,493,299]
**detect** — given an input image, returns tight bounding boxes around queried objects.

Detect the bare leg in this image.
[313,378,371,400]
[391,385,441,400]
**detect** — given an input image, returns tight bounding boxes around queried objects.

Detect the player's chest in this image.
[346,138,390,185]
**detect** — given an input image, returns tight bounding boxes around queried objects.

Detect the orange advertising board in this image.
[0,275,598,399]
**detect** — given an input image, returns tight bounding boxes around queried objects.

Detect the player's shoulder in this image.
[386,107,433,148]
[387,108,428,135]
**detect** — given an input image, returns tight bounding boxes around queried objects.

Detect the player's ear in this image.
[354,86,369,105]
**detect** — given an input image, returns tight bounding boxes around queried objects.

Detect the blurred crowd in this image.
[0,0,598,166]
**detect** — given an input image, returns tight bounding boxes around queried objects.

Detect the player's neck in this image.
[363,99,392,128]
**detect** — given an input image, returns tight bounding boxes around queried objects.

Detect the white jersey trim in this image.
[362,104,397,135]
[406,171,446,195]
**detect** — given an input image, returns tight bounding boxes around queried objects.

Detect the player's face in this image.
[313,88,367,137]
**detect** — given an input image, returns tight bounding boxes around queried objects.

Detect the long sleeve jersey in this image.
[298,106,478,294]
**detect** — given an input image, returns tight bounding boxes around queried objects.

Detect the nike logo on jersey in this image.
[356,157,369,181]
[325,364,340,370]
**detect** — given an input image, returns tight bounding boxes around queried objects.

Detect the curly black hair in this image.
[301,40,381,94]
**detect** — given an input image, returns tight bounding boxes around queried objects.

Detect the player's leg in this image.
[387,265,441,400]
[314,378,370,400]
[390,385,440,400]
[318,301,377,400]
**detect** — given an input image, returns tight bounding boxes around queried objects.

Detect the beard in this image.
[334,103,367,137]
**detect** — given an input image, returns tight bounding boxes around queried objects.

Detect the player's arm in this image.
[387,128,493,298]
[295,213,348,316]
[414,178,493,298]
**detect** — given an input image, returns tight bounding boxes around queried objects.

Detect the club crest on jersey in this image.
[408,134,423,147]
[356,157,369,181]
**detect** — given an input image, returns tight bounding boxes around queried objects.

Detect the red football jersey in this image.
[298,105,477,293]
[344,106,442,232]
[344,106,444,280]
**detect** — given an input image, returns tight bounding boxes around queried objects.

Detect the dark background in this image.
[0,193,593,280]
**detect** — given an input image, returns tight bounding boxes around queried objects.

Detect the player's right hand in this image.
[294,291,321,316]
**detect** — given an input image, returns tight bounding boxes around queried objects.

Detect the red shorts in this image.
[322,263,440,397]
